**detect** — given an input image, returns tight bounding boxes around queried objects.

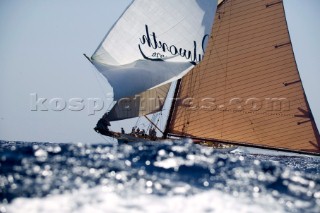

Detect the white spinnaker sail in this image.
[91,0,217,100]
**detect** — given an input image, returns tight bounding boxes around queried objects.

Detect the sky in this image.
[0,0,319,144]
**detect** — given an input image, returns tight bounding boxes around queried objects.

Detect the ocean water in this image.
[0,139,319,213]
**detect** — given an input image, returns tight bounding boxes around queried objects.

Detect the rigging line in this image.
[97,133,111,143]
[191,68,202,136]
[155,114,161,130]
[182,71,193,134]
[88,62,115,111]
[155,112,162,126]
[90,66,111,101]
[221,0,233,139]
[151,113,156,122]
[151,113,157,128]
[159,112,163,132]
[147,114,155,132]
[135,116,141,127]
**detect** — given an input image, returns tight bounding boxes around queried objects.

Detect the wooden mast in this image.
[163,79,181,139]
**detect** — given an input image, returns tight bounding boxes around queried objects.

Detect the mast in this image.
[163,79,181,139]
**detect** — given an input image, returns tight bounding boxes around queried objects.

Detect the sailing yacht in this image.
[87,0,320,155]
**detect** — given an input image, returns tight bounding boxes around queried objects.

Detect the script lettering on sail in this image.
[139,25,209,65]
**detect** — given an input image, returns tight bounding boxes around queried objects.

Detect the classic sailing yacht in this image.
[87,0,320,155]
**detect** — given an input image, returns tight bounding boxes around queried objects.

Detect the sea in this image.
[0,139,319,213]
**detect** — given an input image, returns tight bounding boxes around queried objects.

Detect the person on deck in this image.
[141,129,146,136]
[150,128,157,140]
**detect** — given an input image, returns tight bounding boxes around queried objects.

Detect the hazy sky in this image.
[0,0,319,144]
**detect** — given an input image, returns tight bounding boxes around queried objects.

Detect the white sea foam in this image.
[5,187,285,213]
[230,146,317,158]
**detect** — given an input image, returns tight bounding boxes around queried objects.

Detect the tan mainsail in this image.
[108,83,171,121]
[167,0,320,154]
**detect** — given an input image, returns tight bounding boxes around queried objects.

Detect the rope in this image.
[87,63,118,118]
[97,133,111,143]
[90,66,112,101]
[135,117,141,127]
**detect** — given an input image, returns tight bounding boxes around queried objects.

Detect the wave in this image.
[1,140,319,212]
